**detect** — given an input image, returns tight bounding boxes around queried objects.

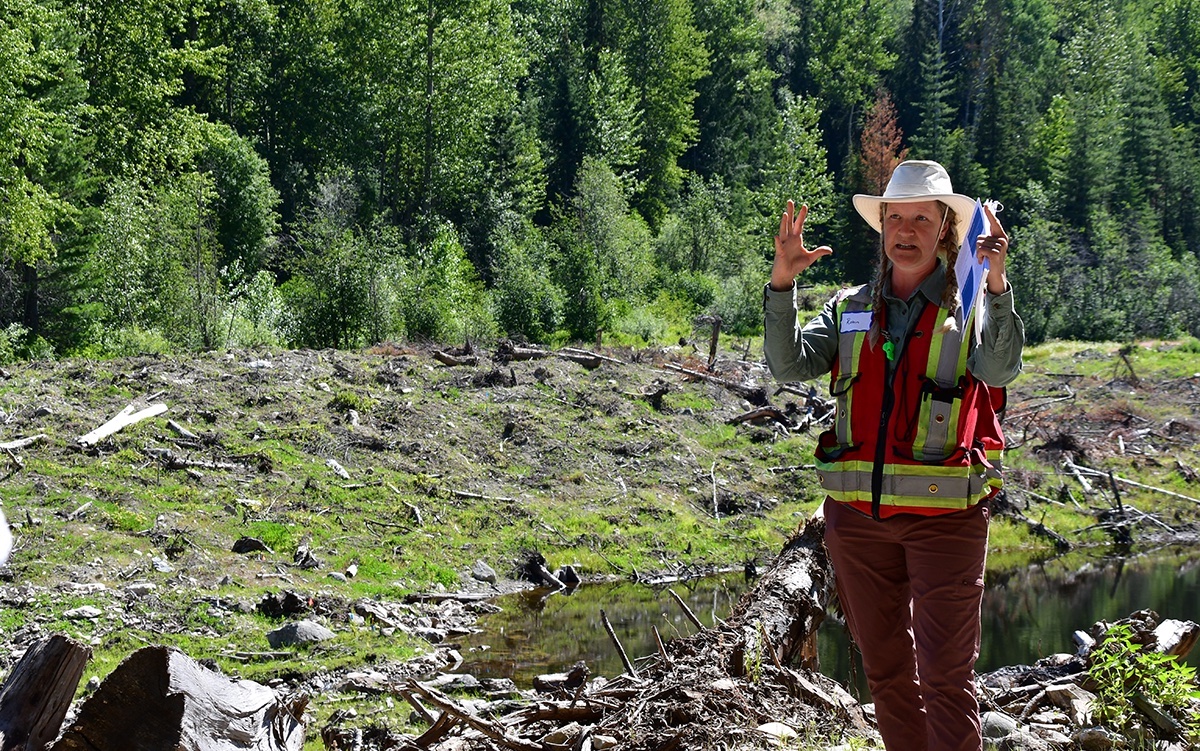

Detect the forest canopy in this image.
[2,0,1200,358]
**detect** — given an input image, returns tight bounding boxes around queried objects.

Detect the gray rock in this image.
[471,559,498,584]
[414,626,448,643]
[125,582,157,598]
[1075,727,1115,751]
[266,619,335,648]
[982,711,1020,740]
[64,606,103,620]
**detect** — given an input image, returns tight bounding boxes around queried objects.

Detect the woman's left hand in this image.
[977,202,1010,294]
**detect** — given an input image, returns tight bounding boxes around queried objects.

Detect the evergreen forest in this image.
[4,0,1200,358]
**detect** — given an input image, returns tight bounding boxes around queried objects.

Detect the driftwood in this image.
[0,434,46,452]
[0,634,91,751]
[727,406,794,429]
[433,350,478,367]
[494,340,553,362]
[1072,462,1200,506]
[662,363,768,406]
[52,645,307,751]
[77,403,168,447]
[561,346,625,366]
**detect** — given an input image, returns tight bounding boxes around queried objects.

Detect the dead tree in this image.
[0,634,91,751]
[52,646,307,751]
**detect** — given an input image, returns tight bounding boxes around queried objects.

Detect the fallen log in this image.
[662,363,768,406]
[726,513,833,674]
[0,634,91,751]
[51,645,307,751]
[0,434,46,452]
[77,403,168,447]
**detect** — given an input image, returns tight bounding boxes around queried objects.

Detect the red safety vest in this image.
[814,285,1005,519]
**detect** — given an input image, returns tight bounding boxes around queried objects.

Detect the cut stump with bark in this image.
[0,634,91,751]
[51,646,307,751]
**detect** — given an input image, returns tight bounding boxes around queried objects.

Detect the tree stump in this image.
[0,634,91,751]
[51,646,307,751]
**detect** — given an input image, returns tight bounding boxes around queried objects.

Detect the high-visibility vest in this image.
[814,285,1005,519]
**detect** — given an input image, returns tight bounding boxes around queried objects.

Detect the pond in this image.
[456,546,1200,697]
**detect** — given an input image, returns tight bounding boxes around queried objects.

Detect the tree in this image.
[0,0,88,338]
[607,0,709,227]
[686,0,779,202]
[857,90,909,196]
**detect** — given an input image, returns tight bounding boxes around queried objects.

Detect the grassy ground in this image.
[0,330,1196,742]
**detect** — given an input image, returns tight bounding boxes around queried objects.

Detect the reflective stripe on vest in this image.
[815,288,1005,512]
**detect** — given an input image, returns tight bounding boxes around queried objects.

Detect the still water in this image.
[457,547,1200,697]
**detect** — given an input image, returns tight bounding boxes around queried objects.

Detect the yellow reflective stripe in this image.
[817,459,1002,509]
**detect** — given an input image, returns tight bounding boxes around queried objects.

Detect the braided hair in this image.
[867,202,962,349]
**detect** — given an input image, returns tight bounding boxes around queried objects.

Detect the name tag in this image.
[840,311,872,333]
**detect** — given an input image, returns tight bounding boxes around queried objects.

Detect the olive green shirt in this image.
[763,263,1024,387]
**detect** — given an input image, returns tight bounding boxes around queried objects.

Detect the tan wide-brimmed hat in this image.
[852,160,977,241]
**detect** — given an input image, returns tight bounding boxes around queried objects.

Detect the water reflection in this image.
[457,547,1200,696]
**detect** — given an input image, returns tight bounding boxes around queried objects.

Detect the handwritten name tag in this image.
[840,311,872,333]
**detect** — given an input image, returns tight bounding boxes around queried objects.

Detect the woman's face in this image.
[882,200,947,281]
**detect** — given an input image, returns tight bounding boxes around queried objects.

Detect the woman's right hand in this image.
[771,200,832,290]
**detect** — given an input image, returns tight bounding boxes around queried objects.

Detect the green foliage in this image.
[490,217,563,343]
[394,221,496,344]
[6,0,1200,354]
[1086,623,1200,745]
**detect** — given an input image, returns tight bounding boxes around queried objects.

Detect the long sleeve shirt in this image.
[763,263,1024,388]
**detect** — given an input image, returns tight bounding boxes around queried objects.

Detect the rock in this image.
[591,736,619,750]
[470,559,498,584]
[422,673,481,692]
[231,536,272,554]
[480,677,519,698]
[981,711,1019,740]
[414,626,447,643]
[266,620,335,648]
[354,599,397,627]
[1044,682,1095,725]
[338,670,389,693]
[327,572,347,582]
[710,678,737,691]
[125,582,156,598]
[151,556,173,573]
[64,606,103,620]
[756,722,799,744]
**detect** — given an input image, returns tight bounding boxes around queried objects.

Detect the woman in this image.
[763,160,1024,751]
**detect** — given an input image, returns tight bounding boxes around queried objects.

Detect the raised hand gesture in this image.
[976,202,1010,295]
[771,200,832,291]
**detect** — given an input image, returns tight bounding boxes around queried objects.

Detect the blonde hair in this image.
[867,202,961,349]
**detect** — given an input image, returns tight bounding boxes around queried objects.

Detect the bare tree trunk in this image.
[0,634,91,751]
[51,646,307,751]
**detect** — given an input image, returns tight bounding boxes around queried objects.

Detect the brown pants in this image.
[823,498,990,751]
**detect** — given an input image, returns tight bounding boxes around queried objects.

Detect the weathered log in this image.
[0,634,91,751]
[433,351,478,367]
[662,363,768,406]
[51,645,307,751]
[77,403,168,447]
[727,407,794,429]
[727,514,832,672]
[0,434,46,451]
[1154,618,1199,660]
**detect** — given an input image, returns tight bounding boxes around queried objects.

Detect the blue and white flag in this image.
[954,199,989,340]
